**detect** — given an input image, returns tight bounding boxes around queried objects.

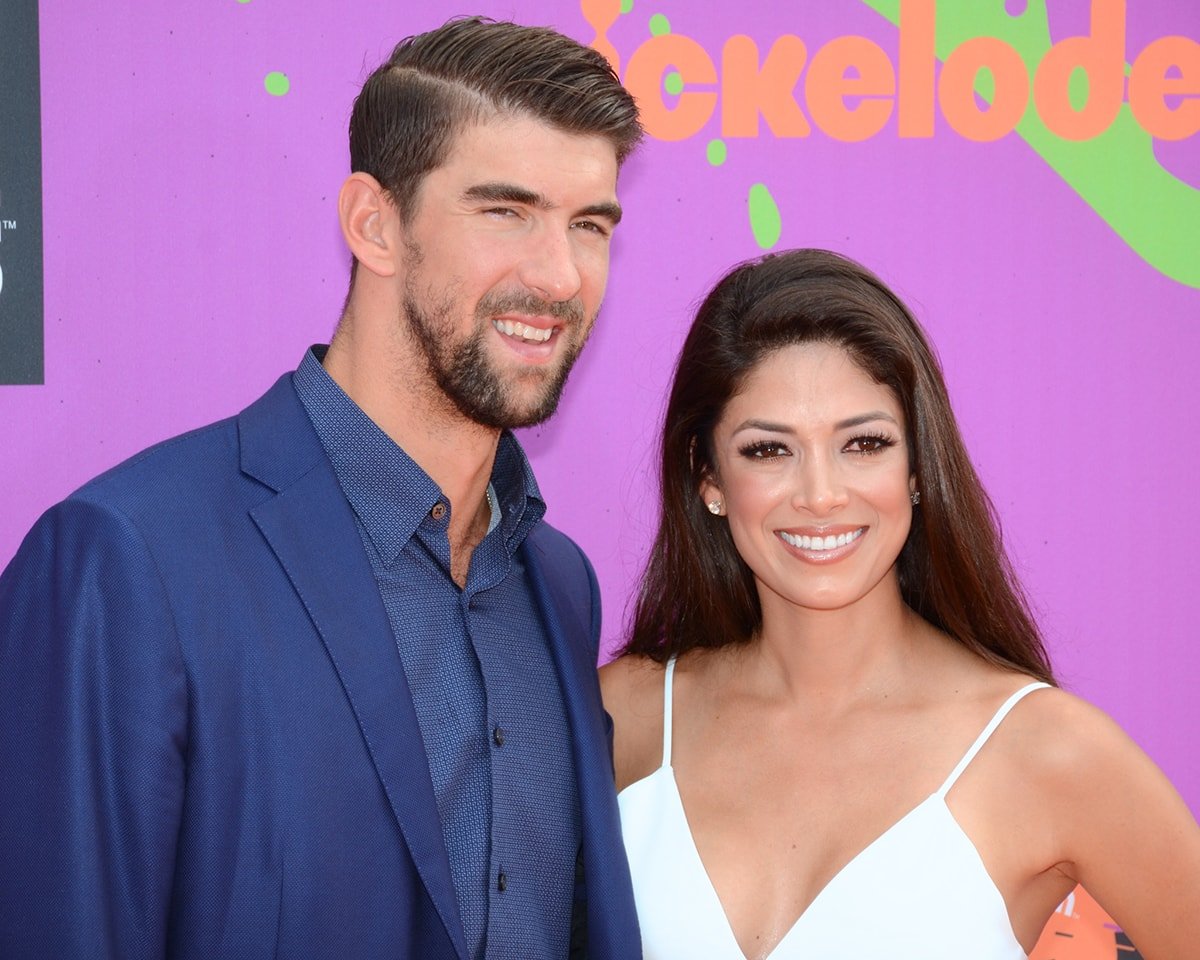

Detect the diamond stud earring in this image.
[910,490,921,506]
[707,500,723,515]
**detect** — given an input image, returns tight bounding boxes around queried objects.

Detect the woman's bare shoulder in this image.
[600,653,669,791]
[977,678,1194,855]
[1005,684,1200,955]
[599,651,663,699]
[983,681,1140,782]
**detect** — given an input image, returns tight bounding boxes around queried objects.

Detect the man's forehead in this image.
[441,112,619,180]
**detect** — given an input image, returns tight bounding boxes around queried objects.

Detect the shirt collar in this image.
[293,345,544,563]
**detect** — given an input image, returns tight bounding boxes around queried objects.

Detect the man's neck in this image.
[322,332,502,585]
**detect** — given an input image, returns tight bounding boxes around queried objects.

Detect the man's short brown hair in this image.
[349,17,642,222]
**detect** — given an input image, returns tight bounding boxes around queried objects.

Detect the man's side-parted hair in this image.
[349,16,643,222]
[625,248,1056,686]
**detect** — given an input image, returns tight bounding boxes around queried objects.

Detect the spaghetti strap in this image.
[936,682,1051,797]
[661,657,678,767]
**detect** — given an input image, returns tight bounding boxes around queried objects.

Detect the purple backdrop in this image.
[4,0,1198,821]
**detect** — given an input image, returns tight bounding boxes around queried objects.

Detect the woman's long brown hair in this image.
[625,249,1055,685]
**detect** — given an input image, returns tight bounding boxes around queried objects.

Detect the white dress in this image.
[618,658,1049,959]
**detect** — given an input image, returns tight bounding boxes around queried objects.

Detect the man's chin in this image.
[480,395,563,430]
[479,381,570,430]
[440,343,577,429]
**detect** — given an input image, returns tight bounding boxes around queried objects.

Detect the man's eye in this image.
[572,219,609,236]
[485,207,519,218]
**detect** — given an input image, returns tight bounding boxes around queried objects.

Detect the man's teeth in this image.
[494,319,553,343]
[779,528,864,551]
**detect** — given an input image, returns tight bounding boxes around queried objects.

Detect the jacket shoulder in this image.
[526,520,590,566]
[64,371,302,526]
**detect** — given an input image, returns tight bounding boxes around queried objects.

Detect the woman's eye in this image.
[845,434,894,454]
[739,441,790,460]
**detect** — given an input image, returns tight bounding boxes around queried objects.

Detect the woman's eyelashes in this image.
[737,440,791,460]
[735,432,898,461]
[844,432,898,455]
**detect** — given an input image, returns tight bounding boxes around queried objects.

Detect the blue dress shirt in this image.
[294,347,580,960]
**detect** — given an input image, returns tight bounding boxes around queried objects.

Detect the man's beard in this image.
[401,284,591,430]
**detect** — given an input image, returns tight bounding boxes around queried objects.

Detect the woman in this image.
[601,250,1200,959]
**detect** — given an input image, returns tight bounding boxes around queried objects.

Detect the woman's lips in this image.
[777,526,866,562]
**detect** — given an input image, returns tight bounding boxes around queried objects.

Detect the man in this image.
[0,18,642,960]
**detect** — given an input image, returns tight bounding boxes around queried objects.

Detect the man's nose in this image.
[517,226,583,303]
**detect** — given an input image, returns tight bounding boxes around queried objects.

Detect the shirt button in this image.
[497,871,508,892]
[492,726,505,747]
[430,502,446,520]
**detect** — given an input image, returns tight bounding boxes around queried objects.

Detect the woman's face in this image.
[701,342,915,616]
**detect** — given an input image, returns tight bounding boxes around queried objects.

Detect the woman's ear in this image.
[699,476,725,516]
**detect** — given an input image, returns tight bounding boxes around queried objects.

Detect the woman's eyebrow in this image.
[835,412,898,430]
[731,412,898,435]
[731,418,794,436]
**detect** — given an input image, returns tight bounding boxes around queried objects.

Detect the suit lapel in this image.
[523,535,640,958]
[241,376,468,960]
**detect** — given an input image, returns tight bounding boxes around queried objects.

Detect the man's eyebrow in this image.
[462,182,623,226]
[462,181,546,207]
[578,201,623,226]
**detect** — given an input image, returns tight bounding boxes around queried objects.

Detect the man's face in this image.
[396,112,622,429]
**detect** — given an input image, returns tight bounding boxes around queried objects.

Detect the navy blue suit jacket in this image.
[0,373,640,959]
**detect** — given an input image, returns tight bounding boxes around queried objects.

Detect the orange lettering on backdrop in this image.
[579,0,622,74]
[1129,37,1200,141]
[939,37,1030,141]
[624,34,717,141]
[1033,0,1126,140]
[898,0,936,137]
[721,35,811,137]
[609,0,1195,144]
[805,36,896,142]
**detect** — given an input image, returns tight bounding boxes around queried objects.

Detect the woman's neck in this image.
[743,575,932,711]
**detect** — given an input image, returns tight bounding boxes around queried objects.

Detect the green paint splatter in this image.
[620,0,633,13]
[707,139,728,166]
[858,0,1200,289]
[264,71,290,96]
[648,13,670,36]
[664,71,683,95]
[748,184,782,250]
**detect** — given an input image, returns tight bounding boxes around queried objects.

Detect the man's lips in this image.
[490,315,562,362]
[491,316,556,343]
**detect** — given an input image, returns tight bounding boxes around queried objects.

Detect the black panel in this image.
[0,0,45,385]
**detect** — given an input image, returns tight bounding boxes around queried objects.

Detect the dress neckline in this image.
[616,660,1048,959]
[620,768,1030,960]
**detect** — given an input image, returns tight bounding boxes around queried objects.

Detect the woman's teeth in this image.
[779,528,864,551]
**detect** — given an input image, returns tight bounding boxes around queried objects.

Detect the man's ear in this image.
[338,172,398,278]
